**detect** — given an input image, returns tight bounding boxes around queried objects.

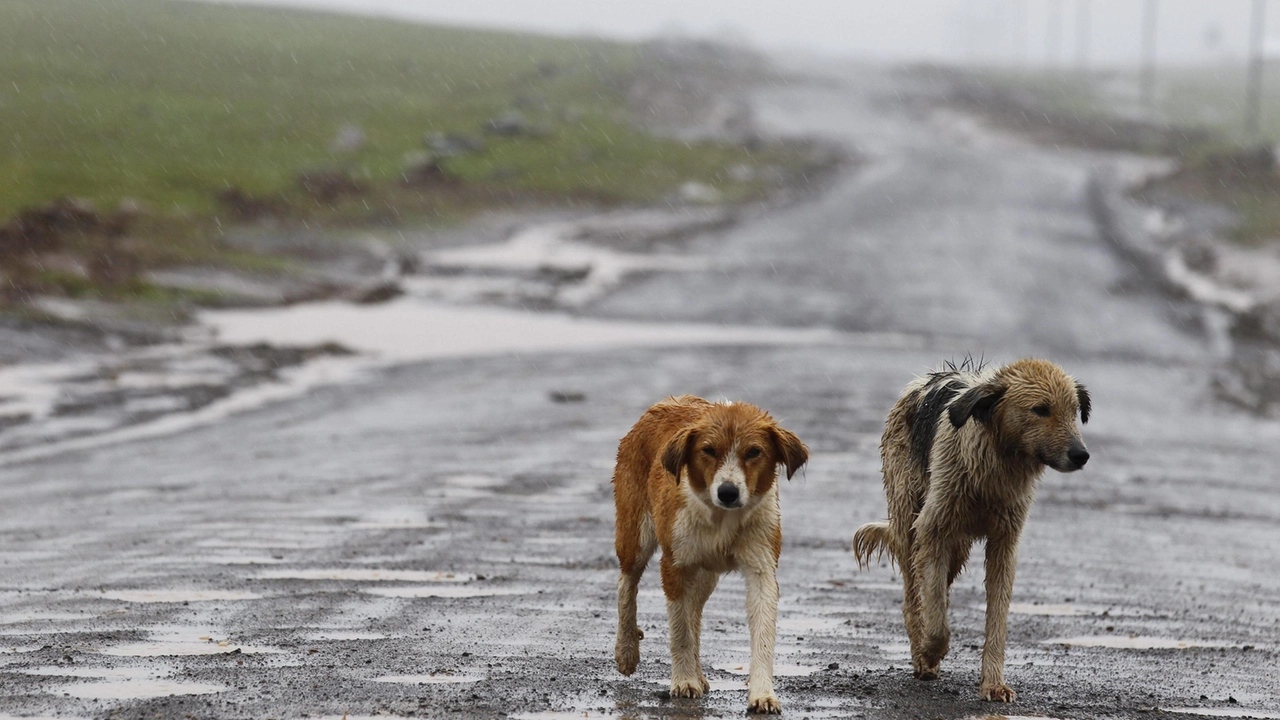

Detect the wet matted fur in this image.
[853,358,1090,702]
[612,395,808,714]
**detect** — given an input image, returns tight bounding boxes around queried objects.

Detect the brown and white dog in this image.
[613,396,808,714]
[853,358,1090,702]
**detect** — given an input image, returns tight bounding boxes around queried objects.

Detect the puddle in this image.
[99,589,263,603]
[20,666,169,679]
[777,617,846,632]
[373,674,482,684]
[58,679,225,699]
[0,352,361,467]
[1165,709,1280,719]
[712,662,820,677]
[649,678,745,692]
[363,586,528,599]
[201,555,287,565]
[101,640,285,657]
[1044,636,1238,649]
[444,474,505,488]
[304,630,389,641]
[878,643,913,657]
[0,611,95,625]
[205,299,839,365]
[258,569,472,582]
[424,220,703,307]
[1007,603,1107,616]
[514,707,624,712]
[962,716,1068,720]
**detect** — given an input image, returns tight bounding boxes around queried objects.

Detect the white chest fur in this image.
[670,480,779,573]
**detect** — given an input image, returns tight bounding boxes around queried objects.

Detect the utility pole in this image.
[1246,0,1268,137]
[1140,0,1159,117]
[1076,0,1091,73]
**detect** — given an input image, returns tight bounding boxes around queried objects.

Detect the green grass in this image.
[0,0,790,220]
[0,0,813,304]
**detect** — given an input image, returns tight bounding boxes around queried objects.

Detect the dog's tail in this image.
[852,521,892,570]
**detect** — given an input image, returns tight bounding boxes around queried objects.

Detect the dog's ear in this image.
[661,429,696,483]
[1076,382,1091,424]
[769,425,809,480]
[948,381,1006,428]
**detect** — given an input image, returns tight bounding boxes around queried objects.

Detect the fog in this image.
[197,0,1280,66]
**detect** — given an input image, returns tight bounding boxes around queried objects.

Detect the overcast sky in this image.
[195,0,1280,67]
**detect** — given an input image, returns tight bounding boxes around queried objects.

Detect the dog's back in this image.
[855,364,980,566]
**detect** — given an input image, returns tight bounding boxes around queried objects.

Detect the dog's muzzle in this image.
[1059,438,1090,471]
[716,482,742,508]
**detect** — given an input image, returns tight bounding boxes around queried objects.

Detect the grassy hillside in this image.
[0,0,784,220]
[0,0,814,305]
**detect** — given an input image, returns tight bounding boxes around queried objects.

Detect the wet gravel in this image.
[0,61,1278,719]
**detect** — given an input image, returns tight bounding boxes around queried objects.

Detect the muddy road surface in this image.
[1,62,1278,720]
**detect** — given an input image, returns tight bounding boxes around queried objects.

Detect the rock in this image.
[401,152,451,185]
[483,111,547,138]
[347,280,403,305]
[0,197,101,255]
[677,181,722,205]
[216,187,283,220]
[330,124,366,153]
[298,169,366,203]
[1200,145,1275,180]
[425,132,484,158]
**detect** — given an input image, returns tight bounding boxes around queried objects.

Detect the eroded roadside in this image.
[926,66,1280,415]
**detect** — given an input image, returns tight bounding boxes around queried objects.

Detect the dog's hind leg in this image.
[979,531,1020,702]
[615,514,656,675]
[912,510,956,679]
[892,519,929,678]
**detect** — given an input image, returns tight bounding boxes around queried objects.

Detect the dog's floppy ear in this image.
[661,428,696,483]
[769,425,809,480]
[948,381,1006,428]
[1076,382,1091,424]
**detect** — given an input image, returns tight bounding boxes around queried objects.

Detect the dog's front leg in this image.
[743,561,781,714]
[980,532,1020,702]
[662,556,703,698]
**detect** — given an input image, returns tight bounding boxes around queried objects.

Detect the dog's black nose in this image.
[1068,446,1090,468]
[717,483,740,506]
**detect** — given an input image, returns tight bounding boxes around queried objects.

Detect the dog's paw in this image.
[670,678,705,699]
[615,628,642,675]
[911,655,940,681]
[980,682,1016,703]
[747,694,782,714]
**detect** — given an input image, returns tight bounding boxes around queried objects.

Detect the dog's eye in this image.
[701,446,717,458]
[1031,404,1051,417]
[744,446,762,460]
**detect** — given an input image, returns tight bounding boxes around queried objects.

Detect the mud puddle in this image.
[1044,635,1240,649]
